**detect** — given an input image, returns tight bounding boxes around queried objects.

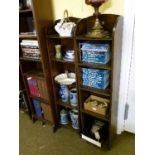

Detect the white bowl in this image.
[54,73,76,85]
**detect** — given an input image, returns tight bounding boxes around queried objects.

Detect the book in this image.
[32,99,42,118]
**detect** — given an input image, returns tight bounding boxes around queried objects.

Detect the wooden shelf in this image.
[51,58,75,64]
[80,85,111,97]
[47,34,74,39]
[19,9,32,14]
[76,35,112,41]
[59,122,80,131]
[57,100,78,110]
[29,94,49,104]
[81,109,109,122]
[78,62,111,70]
[23,71,44,79]
[20,57,41,62]
[19,33,37,39]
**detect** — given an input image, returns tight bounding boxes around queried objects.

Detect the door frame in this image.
[117,0,135,134]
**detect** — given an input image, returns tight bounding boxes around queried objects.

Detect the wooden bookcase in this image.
[45,14,123,148]
[75,14,123,148]
[19,0,56,129]
[46,17,80,131]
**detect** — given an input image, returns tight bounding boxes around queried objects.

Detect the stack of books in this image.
[20,40,40,59]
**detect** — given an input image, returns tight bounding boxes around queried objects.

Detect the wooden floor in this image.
[19,112,135,155]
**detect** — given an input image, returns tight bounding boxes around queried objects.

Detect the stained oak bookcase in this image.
[19,0,56,130]
[45,17,80,132]
[75,14,123,148]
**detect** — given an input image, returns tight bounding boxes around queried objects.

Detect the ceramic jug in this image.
[59,84,69,102]
[60,109,68,125]
[69,109,79,129]
[69,88,78,106]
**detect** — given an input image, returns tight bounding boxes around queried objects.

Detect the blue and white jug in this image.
[59,84,69,102]
[69,109,79,129]
[60,109,68,125]
[69,88,78,106]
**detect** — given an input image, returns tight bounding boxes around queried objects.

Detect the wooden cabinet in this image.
[19,0,56,129]
[75,14,123,148]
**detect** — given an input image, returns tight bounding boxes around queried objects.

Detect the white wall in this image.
[117,0,135,134]
[51,0,123,20]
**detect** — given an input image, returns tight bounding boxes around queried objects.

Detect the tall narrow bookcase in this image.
[45,17,80,132]
[75,14,123,148]
[19,0,56,129]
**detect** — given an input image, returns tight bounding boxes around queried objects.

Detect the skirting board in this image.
[81,134,102,148]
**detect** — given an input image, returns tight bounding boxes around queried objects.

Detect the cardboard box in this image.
[84,95,109,116]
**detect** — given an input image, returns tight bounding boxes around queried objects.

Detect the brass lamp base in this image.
[86,28,109,38]
[85,18,109,38]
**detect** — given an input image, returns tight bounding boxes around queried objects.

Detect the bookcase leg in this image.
[42,122,46,127]
[53,125,58,133]
[107,141,112,150]
[32,115,36,123]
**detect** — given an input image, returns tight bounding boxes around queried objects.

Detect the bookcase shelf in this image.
[20,57,41,62]
[57,100,78,110]
[47,34,74,39]
[29,94,49,104]
[78,62,111,70]
[76,35,112,41]
[19,33,37,39]
[79,85,111,97]
[51,58,75,65]
[23,70,44,79]
[81,109,110,122]
[19,8,32,14]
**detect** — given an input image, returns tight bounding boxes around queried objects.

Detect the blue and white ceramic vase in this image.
[69,88,78,106]
[69,109,79,129]
[60,109,68,125]
[59,84,69,102]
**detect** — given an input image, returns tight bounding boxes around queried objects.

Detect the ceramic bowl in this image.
[54,73,76,85]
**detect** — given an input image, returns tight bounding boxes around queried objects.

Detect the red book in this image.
[32,78,40,97]
[27,77,34,95]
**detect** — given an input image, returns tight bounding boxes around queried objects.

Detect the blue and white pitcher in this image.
[69,109,79,129]
[59,84,69,102]
[69,88,78,106]
[60,109,69,125]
